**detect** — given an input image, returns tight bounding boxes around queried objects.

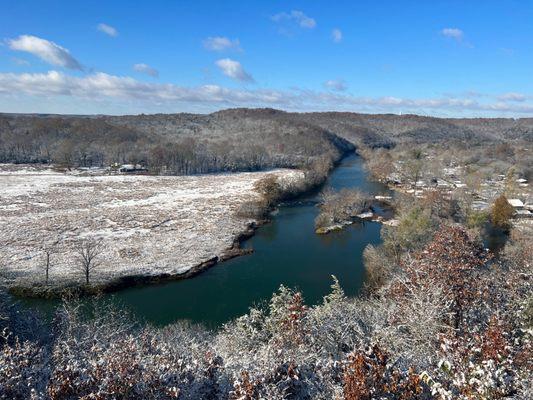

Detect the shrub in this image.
[235,199,269,220]
[381,206,436,260]
[343,345,429,400]
[0,224,530,398]
[362,244,390,294]
[253,174,282,207]
[490,194,515,230]
[466,210,489,229]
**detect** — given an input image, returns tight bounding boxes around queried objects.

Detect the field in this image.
[0,164,301,291]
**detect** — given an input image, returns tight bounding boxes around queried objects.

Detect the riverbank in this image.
[15,153,390,326]
[0,164,304,298]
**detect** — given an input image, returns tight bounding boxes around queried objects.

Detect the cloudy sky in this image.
[1,0,533,116]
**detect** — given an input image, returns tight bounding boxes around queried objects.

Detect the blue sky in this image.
[1,0,533,116]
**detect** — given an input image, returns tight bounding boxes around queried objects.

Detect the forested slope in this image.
[0,109,353,173]
[1,108,531,174]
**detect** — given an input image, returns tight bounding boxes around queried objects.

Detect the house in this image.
[119,164,148,173]
[387,173,402,185]
[507,199,524,209]
[374,195,393,201]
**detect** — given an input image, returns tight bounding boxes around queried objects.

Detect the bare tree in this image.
[42,248,53,284]
[76,240,103,285]
[0,254,6,279]
[362,147,395,182]
[393,147,427,188]
[403,149,425,188]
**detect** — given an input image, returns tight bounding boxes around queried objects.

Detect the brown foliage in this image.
[0,332,45,400]
[481,315,509,362]
[343,345,427,400]
[253,174,281,206]
[395,225,491,332]
[491,195,515,230]
[279,291,308,346]
[230,371,259,400]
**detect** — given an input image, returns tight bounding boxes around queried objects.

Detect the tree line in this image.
[0,113,353,175]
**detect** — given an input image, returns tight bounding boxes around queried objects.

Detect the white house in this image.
[507,199,524,209]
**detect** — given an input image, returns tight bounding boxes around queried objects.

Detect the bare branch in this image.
[75,239,103,285]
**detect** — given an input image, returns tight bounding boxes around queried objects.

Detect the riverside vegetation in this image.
[314,189,372,233]
[1,108,532,398]
[1,213,531,398]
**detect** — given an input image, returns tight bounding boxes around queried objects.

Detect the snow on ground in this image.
[0,164,302,289]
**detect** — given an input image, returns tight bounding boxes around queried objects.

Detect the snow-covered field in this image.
[0,164,301,290]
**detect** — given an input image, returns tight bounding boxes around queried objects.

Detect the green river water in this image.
[22,153,392,328]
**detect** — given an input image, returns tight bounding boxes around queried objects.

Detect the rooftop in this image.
[508,199,524,208]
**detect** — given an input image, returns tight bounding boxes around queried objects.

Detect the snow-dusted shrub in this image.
[361,244,392,294]
[0,330,48,399]
[45,301,230,399]
[0,224,530,399]
[342,345,431,400]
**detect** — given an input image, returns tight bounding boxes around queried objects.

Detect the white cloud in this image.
[203,36,241,51]
[332,29,342,43]
[0,71,272,105]
[6,35,82,70]
[133,63,159,78]
[441,28,464,41]
[498,92,526,102]
[272,10,316,29]
[215,58,254,82]
[2,70,533,116]
[97,23,118,37]
[324,79,347,91]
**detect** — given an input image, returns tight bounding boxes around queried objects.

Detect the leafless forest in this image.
[2,108,532,174]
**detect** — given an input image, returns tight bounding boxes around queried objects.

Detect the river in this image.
[21,153,391,328]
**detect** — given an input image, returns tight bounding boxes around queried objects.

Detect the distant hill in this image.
[288,111,533,146]
[1,108,531,172]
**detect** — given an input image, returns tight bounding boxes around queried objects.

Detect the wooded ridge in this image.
[1,108,531,174]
